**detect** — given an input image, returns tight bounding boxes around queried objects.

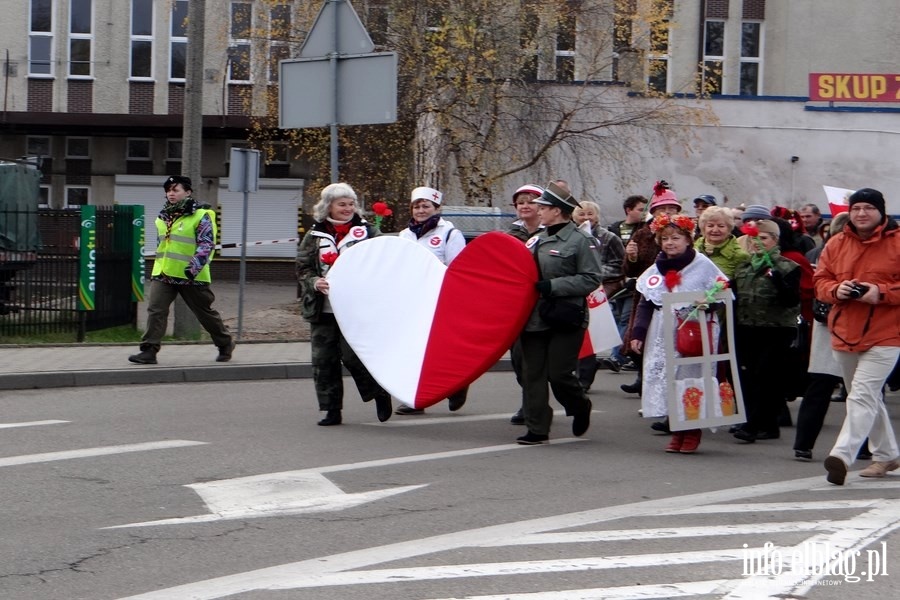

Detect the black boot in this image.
[374,392,392,422]
[620,375,642,395]
[128,348,158,364]
[317,409,342,426]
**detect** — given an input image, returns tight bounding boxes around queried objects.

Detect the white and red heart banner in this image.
[578,287,622,359]
[327,232,538,408]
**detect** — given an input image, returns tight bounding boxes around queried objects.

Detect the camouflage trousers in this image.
[310,313,387,411]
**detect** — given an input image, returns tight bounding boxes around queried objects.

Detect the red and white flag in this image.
[823,185,854,216]
[578,287,623,359]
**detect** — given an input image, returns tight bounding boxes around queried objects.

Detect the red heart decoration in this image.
[327,232,538,408]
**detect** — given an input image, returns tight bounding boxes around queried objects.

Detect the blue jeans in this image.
[610,293,633,363]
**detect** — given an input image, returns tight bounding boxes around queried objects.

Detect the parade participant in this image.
[507,184,545,425]
[621,181,682,405]
[694,206,748,280]
[629,213,727,453]
[799,203,825,247]
[732,219,801,443]
[395,186,469,415]
[129,176,234,365]
[793,213,850,461]
[573,200,625,391]
[816,188,900,485]
[605,195,649,375]
[297,183,392,426]
[517,182,601,445]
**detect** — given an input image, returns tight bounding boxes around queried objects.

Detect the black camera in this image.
[848,283,870,299]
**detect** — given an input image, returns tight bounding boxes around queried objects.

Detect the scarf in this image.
[654,247,696,275]
[325,217,353,244]
[703,237,725,256]
[750,245,778,271]
[407,214,441,239]
[160,196,196,226]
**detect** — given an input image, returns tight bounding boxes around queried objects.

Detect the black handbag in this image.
[812,299,831,324]
[533,239,586,331]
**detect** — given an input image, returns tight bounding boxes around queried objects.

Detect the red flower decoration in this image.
[321,251,339,266]
[653,180,669,196]
[740,223,759,237]
[650,213,695,235]
[372,201,393,217]
[664,270,682,291]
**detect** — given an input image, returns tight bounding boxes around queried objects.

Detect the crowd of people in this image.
[130,174,898,488]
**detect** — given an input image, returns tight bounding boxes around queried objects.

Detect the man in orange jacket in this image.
[814,188,899,485]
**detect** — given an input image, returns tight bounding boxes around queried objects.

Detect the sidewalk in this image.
[0,341,314,390]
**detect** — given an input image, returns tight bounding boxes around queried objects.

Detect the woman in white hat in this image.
[395,186,469,415]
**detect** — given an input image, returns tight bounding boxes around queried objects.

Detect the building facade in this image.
[1,0,898,245]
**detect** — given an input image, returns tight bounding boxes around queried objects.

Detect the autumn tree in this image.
[243,0,714,213]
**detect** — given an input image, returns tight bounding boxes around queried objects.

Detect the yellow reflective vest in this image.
[151,209,216,283]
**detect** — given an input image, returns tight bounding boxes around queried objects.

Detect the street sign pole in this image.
[330,0,339,183]
[228,148,260,340]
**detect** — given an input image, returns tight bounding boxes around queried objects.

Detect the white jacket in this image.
[398,218,466,265]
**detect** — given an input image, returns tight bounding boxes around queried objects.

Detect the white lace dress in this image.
[636,253,727,419]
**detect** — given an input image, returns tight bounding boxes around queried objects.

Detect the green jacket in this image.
[733,249,801,327]
[694,235,750,280]
[525,221,603,331]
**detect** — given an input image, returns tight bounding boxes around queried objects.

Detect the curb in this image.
[2,360,514,391]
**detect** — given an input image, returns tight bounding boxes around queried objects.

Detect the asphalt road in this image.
[2,370,899,600]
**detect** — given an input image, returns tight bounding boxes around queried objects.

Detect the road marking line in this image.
[659,499,882,515]
[421,578,738,599]
[116,475,842,600]
[488,520,838,545]
[0,419,69,429]
[0,440,208,468]
[374,410,591,426]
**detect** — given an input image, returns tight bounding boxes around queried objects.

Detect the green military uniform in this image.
[520,221,603,436]
[297,216,389,411]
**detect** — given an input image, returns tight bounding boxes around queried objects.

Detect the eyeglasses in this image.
[849,205,879,213]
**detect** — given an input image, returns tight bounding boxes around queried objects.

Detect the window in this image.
[130,0,153,79]
[66,137,90,158]
[38,185,51,208]
[648,18,671,93]
[65,186,90,207]
[265,142,289,164]
[228,2,252,82]
[127,138,152,160]
[702,20,724,94]
[170,0,188,80]
[166,139,183,160]
[29,0,53,76]
[69,0,93,77]
[555,11,576,82]
[740,21,763,96]
[27,136,51,158]
[268,3,292,82]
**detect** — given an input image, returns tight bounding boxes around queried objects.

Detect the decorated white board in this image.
[327,232,538,408]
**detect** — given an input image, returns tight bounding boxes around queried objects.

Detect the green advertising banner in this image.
[131,205,145,301]
[77,205,96,311]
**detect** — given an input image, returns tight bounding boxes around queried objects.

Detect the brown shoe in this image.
[824,455,848,485]
[859,459,900,478]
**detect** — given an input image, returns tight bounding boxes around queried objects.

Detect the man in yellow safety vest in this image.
[128,176,234,364]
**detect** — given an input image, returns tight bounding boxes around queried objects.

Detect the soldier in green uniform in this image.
[517,182,602,445]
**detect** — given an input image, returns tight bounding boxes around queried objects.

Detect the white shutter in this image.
[217,178,303,258]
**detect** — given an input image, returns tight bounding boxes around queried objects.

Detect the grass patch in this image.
[0,325,183,345]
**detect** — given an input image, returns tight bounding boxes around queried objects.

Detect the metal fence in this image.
[0,207,137,341]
